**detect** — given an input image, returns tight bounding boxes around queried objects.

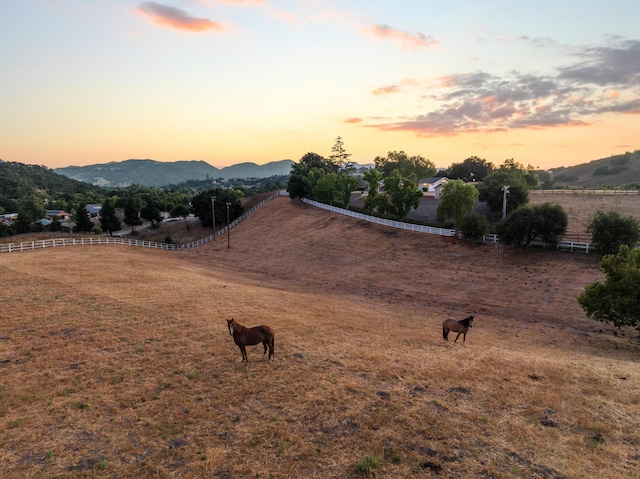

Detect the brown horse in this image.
[227,318,275,362]
[442,315,474,343]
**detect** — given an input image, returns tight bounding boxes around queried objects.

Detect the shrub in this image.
[459,212,488,244]
[354,454,382,475]
[587,210,640,255]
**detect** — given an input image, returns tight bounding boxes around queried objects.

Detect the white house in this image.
[418,177,449,198]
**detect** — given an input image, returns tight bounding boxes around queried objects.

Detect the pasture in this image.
[1,196,639,478]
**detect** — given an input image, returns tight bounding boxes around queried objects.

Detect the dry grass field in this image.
[529,191,640,238]
[1,195,640,478]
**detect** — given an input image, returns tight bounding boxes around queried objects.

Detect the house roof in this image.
[419,176,449,184]
[86,204,102,214]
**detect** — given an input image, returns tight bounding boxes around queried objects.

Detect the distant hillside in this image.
[55,159,294,187]
[550,150,640,188]
[0,160,101,212]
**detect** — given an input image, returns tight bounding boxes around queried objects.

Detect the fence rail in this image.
[532,189,639,195]
[0,190,596,255]
[302,199,457,237]
[305,200,593,253]
[482,234,591,253]
[0,190,288,254]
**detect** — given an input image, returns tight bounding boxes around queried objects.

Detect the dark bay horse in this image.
[227,318,274,362]
[442,315,474,343]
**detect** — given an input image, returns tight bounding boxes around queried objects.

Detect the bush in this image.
[578,246,640,329]
[496,203,567,250]
[354,455,382,475]
[459,212,488,244]
[587,210,640,255]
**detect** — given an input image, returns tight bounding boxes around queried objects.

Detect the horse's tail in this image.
[443,325,448,341]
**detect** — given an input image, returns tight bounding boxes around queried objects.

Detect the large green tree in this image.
[122,196,143,233]
[287,162,313,199]
[436,180,479,230]
[586,210,640,255]
[459,212,489,244]
[140,193,163,227]
[496,203,568,249]
[99,199,121,235]
[337,173,359,208]
[378,169,423,220]
[15,195,47,234]
[328,136,353,173]
[578,245,640,329]
[73,203,94,233]
[445,156,493,183]
[478,168,532,217]
[191,188,243,228]
[374,151,435,183]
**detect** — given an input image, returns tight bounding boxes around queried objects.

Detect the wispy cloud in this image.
[215,0,264,3]
[372,79,420,96]
[194,0,264,5]
[363,38,640,136]
[366,24,439,50]
[137,2,223,32]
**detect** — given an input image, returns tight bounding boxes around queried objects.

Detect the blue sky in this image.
[1,0,639,169]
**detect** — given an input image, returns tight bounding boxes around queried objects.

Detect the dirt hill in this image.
[1,196,639,478]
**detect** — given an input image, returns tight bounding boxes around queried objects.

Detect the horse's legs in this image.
[269,337,274,362]
[262,340,268,360]
[454,332,461,343]
[240,345,248,362]
[462,332,466,343]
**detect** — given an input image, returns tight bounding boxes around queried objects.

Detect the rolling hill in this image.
[550,150,640,188]
[55,159,294,187]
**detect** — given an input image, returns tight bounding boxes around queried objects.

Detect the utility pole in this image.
[501,185,510,220]
[500,185,510,255]
[211,196,216,241]
[226,202,231,249]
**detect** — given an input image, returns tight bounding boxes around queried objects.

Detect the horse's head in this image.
[468,315,474,328]
[227,318,235,336]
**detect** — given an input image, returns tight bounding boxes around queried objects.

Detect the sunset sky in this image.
[2,1,639,171]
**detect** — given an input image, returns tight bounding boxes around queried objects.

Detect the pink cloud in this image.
[216,0,264,3]
[373,85,401,96]
[367,24,439,50]
[344,117,363,124]
[372,79,420,96]
[137,2,223,32]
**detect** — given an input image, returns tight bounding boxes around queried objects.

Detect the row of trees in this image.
[288,137,436,221]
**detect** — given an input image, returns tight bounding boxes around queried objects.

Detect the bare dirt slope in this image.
[183,197,609,345]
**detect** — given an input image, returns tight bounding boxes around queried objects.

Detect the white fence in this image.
[0,190,595,254]
[532,189,639,195]
[0,190,288,254]
[482,233,591,253]
[302,199,457,237]
[305,200,593,253]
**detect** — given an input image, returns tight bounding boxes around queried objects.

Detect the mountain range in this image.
[52,150,640,189]
[55,159,294,187]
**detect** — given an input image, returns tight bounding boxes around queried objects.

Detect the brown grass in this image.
[529,192,640,238]
[1,196,639,478]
